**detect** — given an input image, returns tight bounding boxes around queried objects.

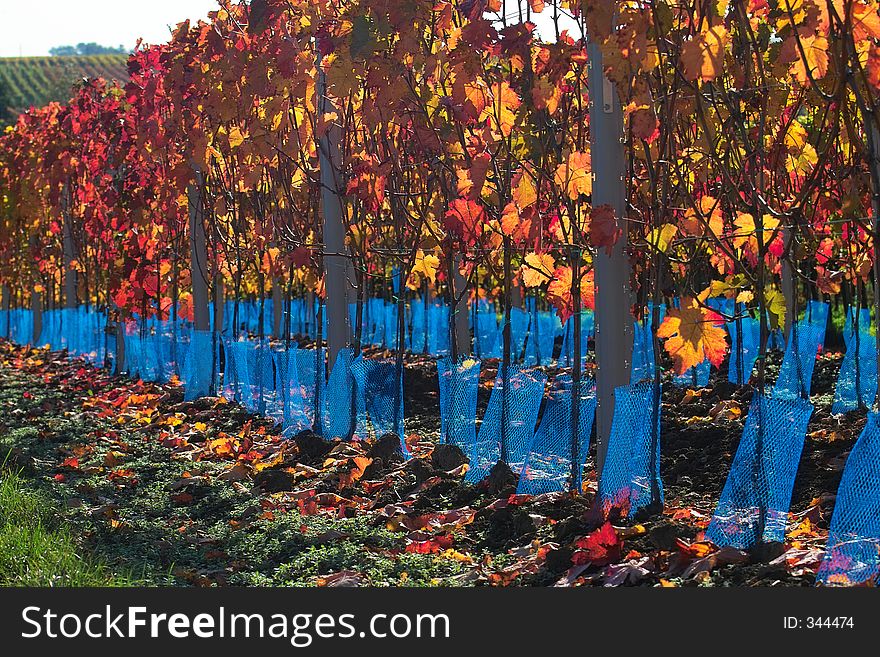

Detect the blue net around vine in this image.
[437,356,481,452]
[630,320,655,383]
[350,355,406,454]
[727,316,760,385]
[323,347,362,440]
[705,393,813,549]
[465,364,546,483]
[517,376,597,495]
[673,360,711,388]
[816,412,880,586]
[831,327,877,414]
[181,329,215,401]
[474,305,499,358]
[804,300,829,348]
[524,309,560,366]
[597,381,662,518]
[558,311,594,368]
[427,303,450,356]
[773,321,823,399]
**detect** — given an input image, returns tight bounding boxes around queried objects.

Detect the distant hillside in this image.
[0,55,129,117]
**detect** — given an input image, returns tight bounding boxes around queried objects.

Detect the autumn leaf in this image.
[681,25,728,83]
[647,223,678,253]
[782,32,829,85]
[554,150,591,200]
[444,197,485,246]
[407,250,440,290]
[521,252,556,287]
[590,204,622,255]
[572,522,621,567]
[657,297,728,375]
[547,267,595,322]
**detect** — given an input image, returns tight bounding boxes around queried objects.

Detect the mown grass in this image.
[0,465,137,586]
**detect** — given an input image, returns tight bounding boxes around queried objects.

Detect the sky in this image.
[0,0,580,58]
[0,0,219,57]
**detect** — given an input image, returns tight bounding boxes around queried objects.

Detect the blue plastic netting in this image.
[350,355,407,453]
[773,321,823,399]
[466,364,546,483]
[182,329,215,401]
[597,381,663,517]
[804,300,829,348]
[727,316,760,385]
[524,309,561,366]
[517,376,597,494]
[673,359,711,388]
[831,326,877,414]
[558,311,594,368]
[323,347,361,440]
[816,412,880,586]
[705,393,813,549]
[474,303,499,358]
[630,320,655,383]
[437,356,481,452]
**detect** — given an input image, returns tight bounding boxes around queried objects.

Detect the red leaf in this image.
[572,522,621,567]
[590,204,622,255]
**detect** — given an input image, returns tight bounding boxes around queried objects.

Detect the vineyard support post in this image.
[31,284,42,345]
[188,168,210,332]
[451,254,470,357]
[62,185,77,309]
[588,40,633,481]
[2,285,9,338]
[781,228,794,342]
[272,277,283,340]
[867,118,880,408]
[317,64,351,370]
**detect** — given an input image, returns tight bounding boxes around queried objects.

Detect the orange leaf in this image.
[657,297,728,375]
[681,25,728,82]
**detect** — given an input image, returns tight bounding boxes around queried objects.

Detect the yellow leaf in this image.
[228,126,245,149]
[648,224,678,253]
[522,252,556,288]
[407,249,440,290]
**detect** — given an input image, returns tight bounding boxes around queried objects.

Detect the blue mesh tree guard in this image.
[242,340,276,414]
[383,303,400,350]
[517,376,597,495]
[673,359,711,388]
[350,355,407,454]
[293,347,326,432]
[773,321,823,399]
[427,303,450,356]
[727,316,760,385]
[804,300,829,348]
[273,346,308,435]
[494,307,530,362]
[408,298,428,354]
[474,304,499,358]
[465,364,546,482]
[182,329,215,401]
[524,309,561,366]
[630,321,655,383]
[816,412,880,586]
[437,356,480,452]
[323,348,362,440]
[598,381,662,517]
[831,327,877,414]
[843,308,871,346]
[705,393,813,549]
[558,311,594,368]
